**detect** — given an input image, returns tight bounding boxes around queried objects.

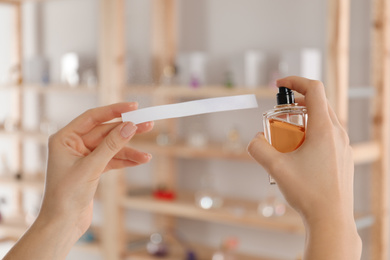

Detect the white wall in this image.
[0,0,380,259]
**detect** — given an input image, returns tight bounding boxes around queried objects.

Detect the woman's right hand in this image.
[247,76,361,260]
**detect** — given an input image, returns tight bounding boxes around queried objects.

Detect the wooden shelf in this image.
[0,218,29,239]
[121,191,373,234]
[125,232,278,260]
[132,138,381,165]
[131,138,251,161]
[126,248,276,260]
[0,84,98,94]
[126,85,277,100]
[122,191,304,233]
[0,0,22,5]
[0,129,49,144]
[23,84,99,94]
[0,175,44,190]
[0,0,61,5]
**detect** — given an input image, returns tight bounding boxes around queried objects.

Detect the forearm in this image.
[4,214,78,260]
[303,215,362,260]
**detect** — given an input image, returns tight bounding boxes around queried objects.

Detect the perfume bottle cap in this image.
[277,87,295,105]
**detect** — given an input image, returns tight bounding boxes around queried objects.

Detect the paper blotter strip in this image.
[121,94,258,124]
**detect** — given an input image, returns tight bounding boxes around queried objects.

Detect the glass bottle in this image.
[263,87,307,184]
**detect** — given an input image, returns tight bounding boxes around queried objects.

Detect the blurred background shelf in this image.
[0,130,48,143]
[121,191,373,233]
[0,175,44,190]
[131,138,252,161]
[126,246,276,260]
[0,0,388,259]
[0,218,29,239]
[126,85,277,99]
[124,232,278,260]
[131,138,381,165]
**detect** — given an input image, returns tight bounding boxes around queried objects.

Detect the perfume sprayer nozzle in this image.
[277,86,295,105]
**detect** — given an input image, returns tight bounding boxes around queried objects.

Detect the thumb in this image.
[88,122,137,170]
[247,133,282,179]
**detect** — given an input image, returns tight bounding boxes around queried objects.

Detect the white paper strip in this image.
[122,94,258,124]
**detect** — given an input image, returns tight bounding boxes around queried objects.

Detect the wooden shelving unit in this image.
[0,0,389,260]
[123,231,278,260]
[125,244,277,260]
[0,0,103,255]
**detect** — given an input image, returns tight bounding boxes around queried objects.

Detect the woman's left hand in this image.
[40,102,153,241]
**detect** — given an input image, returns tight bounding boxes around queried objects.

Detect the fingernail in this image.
[146,153,152,159]
[121,123,137,138]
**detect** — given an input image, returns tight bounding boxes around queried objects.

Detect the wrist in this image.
[303,212,362,259]
[34,210,80,249]
[4,210,80,260]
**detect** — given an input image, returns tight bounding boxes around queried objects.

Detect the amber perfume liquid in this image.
[263,87,307,184]
[268,117,305,153]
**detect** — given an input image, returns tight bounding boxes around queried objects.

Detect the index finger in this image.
[276,76,331,130]
[66,102,138,135]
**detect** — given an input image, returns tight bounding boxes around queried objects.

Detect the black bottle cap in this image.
[277,87,295,105]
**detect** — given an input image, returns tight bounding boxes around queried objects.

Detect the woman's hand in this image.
[40,102,153,240]
[5,102,154,260]
[247,76,361,260]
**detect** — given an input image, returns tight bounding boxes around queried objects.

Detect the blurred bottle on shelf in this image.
[146,232,169,257]
[160,65,177,86]
[195,174,223,210]
[224,71,234,89]
[279,48,322,81]
[153,185,176,201]
[176,52,208,87]
[156,130,176,146]
[257,186,286,218]
[61,52,80,87]
[24,56,50,85]
[212,237,239,260]
[244,51,266,89]
[223,126,243,154]
[187,123,208,148]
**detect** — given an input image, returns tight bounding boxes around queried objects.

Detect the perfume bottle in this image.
[263,87,307,184]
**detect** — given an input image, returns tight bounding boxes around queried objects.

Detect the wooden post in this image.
[152,94,178,237]
[326,0,350,129]
[150,0,178,236]
[371,0,390,259]
[10,2,24,217]
[151,0,177,84]
[98,0,126,259]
